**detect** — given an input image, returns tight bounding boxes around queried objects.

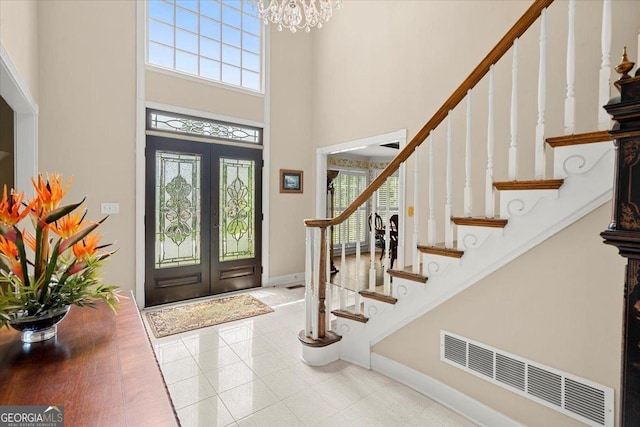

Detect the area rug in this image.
[145,294,274,338]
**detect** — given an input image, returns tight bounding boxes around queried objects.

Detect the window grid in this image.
[147,0,262,92]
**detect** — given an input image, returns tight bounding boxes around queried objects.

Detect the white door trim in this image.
[315,129,407,268]
[0,43,38,194]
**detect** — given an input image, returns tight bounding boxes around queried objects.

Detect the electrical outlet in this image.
[101,202,120,214]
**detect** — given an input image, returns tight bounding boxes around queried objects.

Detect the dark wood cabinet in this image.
[602,74,640,426]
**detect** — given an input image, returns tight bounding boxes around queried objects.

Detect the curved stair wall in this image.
[373,203,624,426]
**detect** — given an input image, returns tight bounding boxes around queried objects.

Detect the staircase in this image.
[336,132,614,368]
[299,0,635,383]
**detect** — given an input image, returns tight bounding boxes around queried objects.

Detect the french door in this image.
[145,135,262,306]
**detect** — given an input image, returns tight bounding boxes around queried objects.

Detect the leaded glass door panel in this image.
[211,144,262,295]
[145,136,262,306]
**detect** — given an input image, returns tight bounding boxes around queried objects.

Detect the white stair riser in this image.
[421,253,462,276]
[393,280,423,299]
[553,141,613,179]
[498,189,559,218]
[456,225,505,250]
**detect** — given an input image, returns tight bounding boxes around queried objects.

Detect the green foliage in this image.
[0,256,121,328]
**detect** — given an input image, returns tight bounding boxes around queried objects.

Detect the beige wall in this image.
[38,0,136,293]
[374,203,625,426]
[146,70,264,123]
[268,29,314,278]
[0,0,39,102]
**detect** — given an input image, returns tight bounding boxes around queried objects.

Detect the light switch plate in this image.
[101,202,120,214]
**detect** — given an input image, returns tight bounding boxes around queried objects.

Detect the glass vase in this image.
[8,306,71,343]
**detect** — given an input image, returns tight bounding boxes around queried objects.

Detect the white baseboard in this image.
[370,353,524,427]
[264,273,304,287]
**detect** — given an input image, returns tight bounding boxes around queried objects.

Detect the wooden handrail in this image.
[305,0,554,229]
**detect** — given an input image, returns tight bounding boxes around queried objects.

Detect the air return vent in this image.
[440,331,613,427]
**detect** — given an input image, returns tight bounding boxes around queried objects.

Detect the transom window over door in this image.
[147,0,263,92]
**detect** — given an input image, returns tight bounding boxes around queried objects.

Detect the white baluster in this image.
[565,0,576,135]
[509,38,519,181]
[535,8,547,180]
[412,145,421,274]
[428,134,436,246]
[312,227,320,340]
[325,229,331,333]
[598,0,612,131]
[486,65,495,218]
[340,222,346,311]
[384,181,391,295]
[304,227,312,336]
[464,89,473,216]
[445,112,454,249]
[355,209,362,314]
[369,197,377,292]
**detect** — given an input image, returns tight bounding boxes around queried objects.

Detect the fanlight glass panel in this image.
[149,111,261,144]
[155,151,202,269]
[220,158,255,261]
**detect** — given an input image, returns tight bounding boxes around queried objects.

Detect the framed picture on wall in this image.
[280,169,303,193]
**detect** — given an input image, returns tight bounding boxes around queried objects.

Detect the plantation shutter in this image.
[333,170,367,246]
[376,174,399,222]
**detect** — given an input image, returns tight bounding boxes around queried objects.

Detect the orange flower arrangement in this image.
[0,173,120,327]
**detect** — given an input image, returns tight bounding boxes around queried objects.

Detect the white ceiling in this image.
[329,144,398,160]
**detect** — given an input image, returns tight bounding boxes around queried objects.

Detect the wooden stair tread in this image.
[451,216,508,228]
[493,179,564,191]
[546,131,613,147]
[388,269,428,283]
[331,309,369,323]
[298,330,342,347]
[417,243,464,258]
[359,290,398,305]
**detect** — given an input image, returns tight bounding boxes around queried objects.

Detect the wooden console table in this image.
[0,293,179,426]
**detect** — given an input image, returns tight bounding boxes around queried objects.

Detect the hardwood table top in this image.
[0,292,179,426]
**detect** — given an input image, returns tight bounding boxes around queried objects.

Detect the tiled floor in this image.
[143,286,476,427]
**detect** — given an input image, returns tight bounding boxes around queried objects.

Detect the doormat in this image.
[145,294,274,338]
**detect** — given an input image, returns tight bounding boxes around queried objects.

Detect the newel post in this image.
[299,221,341,365]
[601,48,640,426]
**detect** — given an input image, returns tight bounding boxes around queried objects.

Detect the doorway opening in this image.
[0,96,15,191]
[316,129,407,270]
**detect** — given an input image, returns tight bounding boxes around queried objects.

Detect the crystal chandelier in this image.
[255,0,343,33]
